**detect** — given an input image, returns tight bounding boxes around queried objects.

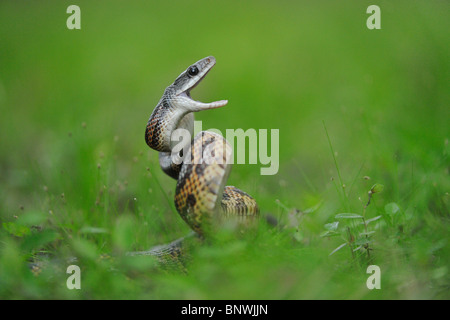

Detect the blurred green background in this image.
[0,0,448,299]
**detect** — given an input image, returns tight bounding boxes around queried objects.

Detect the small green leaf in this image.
[385,202,400,215]
[432,266,448,280]
[324,221,339,231]
[2,222,31,237]
[293,231,303,242]
[370,183,384,194]
[335,213,363,219]
[354,238,373,246]
[303,201,322,214]
[359,231,375,236]
[80,226,109,234]
[364,215,382,224]
[320,230,340,238]
[329,242,347,256]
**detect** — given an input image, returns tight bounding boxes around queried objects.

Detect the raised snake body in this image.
[143,56,259,257]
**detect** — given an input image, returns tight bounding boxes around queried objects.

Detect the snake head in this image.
[171,56,228,112]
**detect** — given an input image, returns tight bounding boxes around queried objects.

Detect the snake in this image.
[137,56,259,260]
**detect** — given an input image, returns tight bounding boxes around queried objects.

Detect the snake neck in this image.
[145,90,194,153]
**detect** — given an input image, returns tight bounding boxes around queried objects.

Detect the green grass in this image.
[0,0,448,299]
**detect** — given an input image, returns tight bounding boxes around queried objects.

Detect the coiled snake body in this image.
[142,56,259,258]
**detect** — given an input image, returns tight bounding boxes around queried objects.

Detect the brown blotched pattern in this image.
[145,96,173,152]
[221,186,259,216]
[174,132,259,235]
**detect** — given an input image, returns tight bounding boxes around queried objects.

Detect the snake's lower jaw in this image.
[199,99,228,110]
[177,94,228,112]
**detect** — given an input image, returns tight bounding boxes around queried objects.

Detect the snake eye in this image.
[187,66,199,77]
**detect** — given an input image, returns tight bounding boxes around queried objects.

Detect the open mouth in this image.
[187,68,212,94]
[179,58,228,109]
